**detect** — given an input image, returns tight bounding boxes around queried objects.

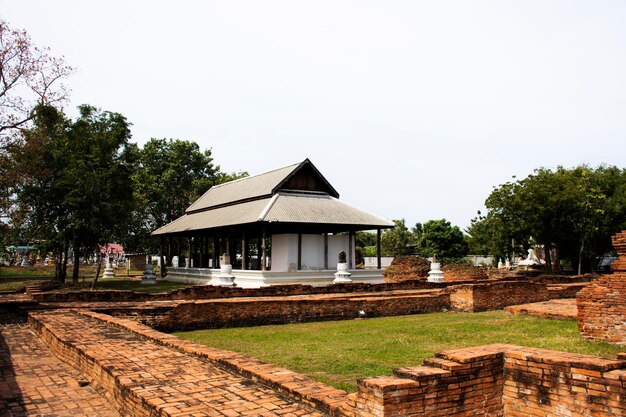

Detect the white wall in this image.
[301,234,324,270]
[270,233,355,271]
[271,234,298,272]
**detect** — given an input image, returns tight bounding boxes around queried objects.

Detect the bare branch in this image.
[0,19,74,144]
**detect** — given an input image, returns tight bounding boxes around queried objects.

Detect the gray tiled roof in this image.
[186,162,301,213]
[264,193,394,227]
[153,159,394,235]
[153,192,394,235]
[153,198,273,235]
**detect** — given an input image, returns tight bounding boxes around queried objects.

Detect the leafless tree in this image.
[0,19,73,146]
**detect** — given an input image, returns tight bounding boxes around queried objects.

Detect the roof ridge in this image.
[209,160,302,190]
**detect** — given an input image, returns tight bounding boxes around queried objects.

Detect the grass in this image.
[0,265,148,278]
[0,271,192,293]
[0,277,52,292]
[174,311,625,392]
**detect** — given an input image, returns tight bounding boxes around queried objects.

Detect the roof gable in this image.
[274,159,339,198]
[186,159,338,214]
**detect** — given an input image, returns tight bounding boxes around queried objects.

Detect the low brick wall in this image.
[29,312,153,416]
[28,309,626,417]
[31,280,460,303]
[87,280,574,332]
[344,344,626,417]
[578,230,626,345]
[129,293,451,331]
[449,281,551,312]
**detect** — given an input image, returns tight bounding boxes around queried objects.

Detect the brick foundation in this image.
[449,281,551,312]
[578,230,626,344]
[76,280,579,331]
[345,344,626,417]
[28,310,626,417]
[116,292,452,331]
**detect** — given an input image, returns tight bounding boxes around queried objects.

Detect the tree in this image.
[381,219,416,256]
[63,105,136,281]
[415,219,469,260]
[126,138,247,253]
[478,165,626,273]
[10,105,135,282]
[0,19,73,146]
[466,210,517,263]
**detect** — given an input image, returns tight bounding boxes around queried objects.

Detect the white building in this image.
[152,159,394,287]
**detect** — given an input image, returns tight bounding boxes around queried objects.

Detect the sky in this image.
[2,1,625,231]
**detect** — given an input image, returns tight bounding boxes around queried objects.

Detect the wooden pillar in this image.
[377,229,382,269]
[212,237,219,268]
[324,233,328,269]
[297,233,302,270]
[159,237,165,278]
[348,230,354,269]
[192,237,198,267]
[188,238,192,268]
[167,236,172,267]
[242,232,248,270]
[198,236,204,268]
[261,229,267,271]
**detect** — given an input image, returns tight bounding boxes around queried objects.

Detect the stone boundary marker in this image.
[28,309,626,417]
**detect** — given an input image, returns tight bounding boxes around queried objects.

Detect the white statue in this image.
[518,248,541,266]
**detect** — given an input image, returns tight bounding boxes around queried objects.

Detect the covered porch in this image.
[156,223,387,288]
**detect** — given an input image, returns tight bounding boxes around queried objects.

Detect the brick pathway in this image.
[0,314,121,417]
[504,298,578,319]
[31,310,326,417]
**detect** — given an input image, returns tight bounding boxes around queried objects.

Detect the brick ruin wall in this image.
[578,230,626,344]
[448,281,551,313]
[97,280,578,332]
[121,293,452,332]
[31,279,459,303]
[344,344,626,417]
[29,310,626,417]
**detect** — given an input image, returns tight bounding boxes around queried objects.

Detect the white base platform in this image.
[164,267,384,288]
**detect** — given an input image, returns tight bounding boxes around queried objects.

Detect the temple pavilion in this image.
[152,158,394,287]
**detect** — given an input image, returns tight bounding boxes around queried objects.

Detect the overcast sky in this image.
[2,1,625,231]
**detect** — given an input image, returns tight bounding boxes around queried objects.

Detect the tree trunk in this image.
[72,245,80,283]
[578,239,585,276]
[55,246,65,283]
[91,253,102,291]
[544,242,552,273]
[62,241,69,281]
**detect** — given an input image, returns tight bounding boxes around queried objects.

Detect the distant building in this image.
[153,159,394,287]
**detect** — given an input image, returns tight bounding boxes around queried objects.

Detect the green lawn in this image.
[0,275,192,293]
[175,312,625,392]
[0,277,51,292]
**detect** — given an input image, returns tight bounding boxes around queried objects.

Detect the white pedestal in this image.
[427,262,445,283]
[20,256,29,267]
[102,261,115,279]
[210,263,235,286]
[333,262,353,283]
[141,263,157,285]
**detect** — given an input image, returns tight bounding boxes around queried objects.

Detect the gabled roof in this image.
[186,158,338,214]
[152,192,394,235]
[152,159,394,236]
